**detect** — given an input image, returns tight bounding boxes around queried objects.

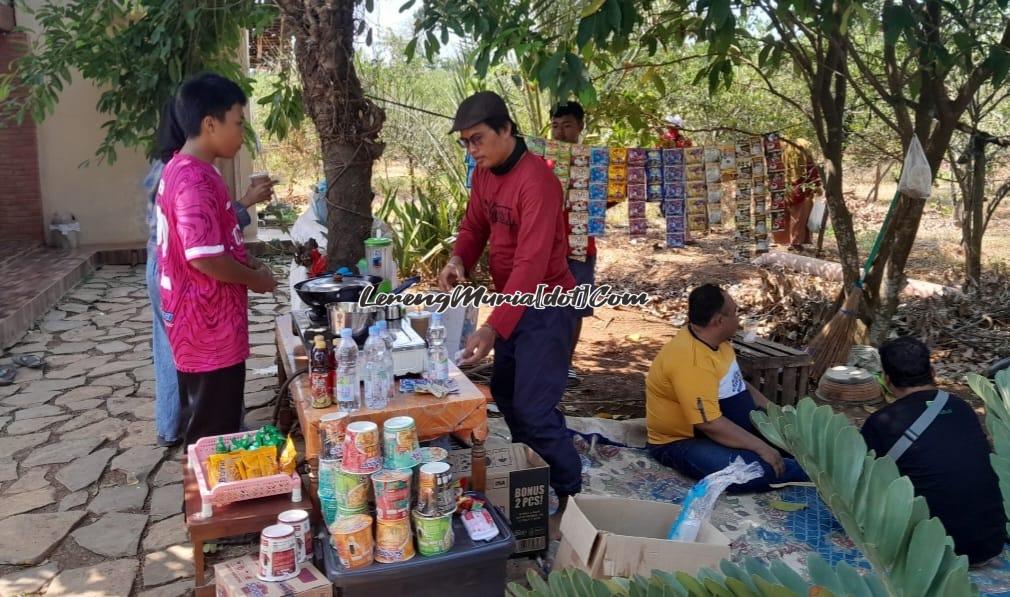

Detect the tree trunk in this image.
[278,0,386,269]
[322,140,377,269]
[821,151,860,287]
[808,34,861,288]
[965,141,986,288]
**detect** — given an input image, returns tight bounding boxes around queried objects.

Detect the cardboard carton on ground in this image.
[447,441,550,554]
[215,555,332,597]
[553,494,731,579]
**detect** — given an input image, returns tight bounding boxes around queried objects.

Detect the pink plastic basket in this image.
[188,431,297,516]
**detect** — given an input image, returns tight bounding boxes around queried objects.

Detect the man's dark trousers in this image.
[490,305,581,497]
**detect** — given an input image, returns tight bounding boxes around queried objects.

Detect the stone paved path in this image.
[0,262,289,596]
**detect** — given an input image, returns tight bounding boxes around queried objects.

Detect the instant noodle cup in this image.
[330,514,375,569]
[417,461,455,516]
[319,495,339,527]
[319,412,348,461]
[382,416,421,470]
[258,524,299,582]
[375,517,415,563]
[278,509,313,563]
[413,510,454,556]
[371,469,412,521]
[335,470,371,511]
[337,504,370,520]
[406,447,448,508]
[341,421,382,474]
[317,459,339,499]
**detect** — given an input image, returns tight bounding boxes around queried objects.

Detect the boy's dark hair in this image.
[880,336,934,388]
[551,101,585,122]
[688,284,726,327]
[174,72,247,139]
[152,98,186,164]
[484,114,520,137]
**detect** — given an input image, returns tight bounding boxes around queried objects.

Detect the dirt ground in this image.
[464,180,1010,421]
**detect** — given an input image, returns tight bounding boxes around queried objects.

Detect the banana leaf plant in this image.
[508,397,977,596]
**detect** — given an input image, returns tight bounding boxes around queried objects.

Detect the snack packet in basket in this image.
[207,453,243,487]
[280,435,298,476]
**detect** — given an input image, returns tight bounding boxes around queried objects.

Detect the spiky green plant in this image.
[967,369,1010,538]
[753,399,975,596]
[508,397,978,597]
[375,180,469,279]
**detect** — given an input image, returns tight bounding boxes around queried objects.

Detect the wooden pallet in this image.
[731,333,813,406]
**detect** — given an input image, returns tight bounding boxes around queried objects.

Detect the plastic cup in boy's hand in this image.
[244,173,276,207]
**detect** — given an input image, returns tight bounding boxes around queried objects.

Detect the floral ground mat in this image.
[568,431,1010,595]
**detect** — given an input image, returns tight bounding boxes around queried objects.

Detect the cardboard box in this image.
[554,495,731,579]
[215,555,332,597]
[447,441,550,554]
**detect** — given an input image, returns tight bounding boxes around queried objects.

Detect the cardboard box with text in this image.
[215,555,332,597]
[447,441,550,554]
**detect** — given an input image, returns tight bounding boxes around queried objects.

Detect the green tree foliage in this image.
[407,0,1010,333]
[1,0,303,165]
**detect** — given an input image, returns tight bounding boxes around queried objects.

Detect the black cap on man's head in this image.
[450,91,511,133]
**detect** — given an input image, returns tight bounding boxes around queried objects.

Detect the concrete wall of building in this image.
[18,1,258,247]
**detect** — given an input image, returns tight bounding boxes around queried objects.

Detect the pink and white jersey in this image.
[155,153,249,373]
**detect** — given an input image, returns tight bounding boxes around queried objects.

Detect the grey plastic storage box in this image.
[314,492,515,596]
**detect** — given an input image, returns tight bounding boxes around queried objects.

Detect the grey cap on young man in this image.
[450,91,511,133]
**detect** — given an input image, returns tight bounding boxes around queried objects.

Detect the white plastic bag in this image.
[897,136,933,199]
[807,198,826,233]
[667,457,765,542]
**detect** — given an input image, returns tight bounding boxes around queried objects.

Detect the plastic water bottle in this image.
[377,320,395,350]
[363,326,387,410]
[376,321,396,399]
[427,312,449,385]
[335,328,360,412]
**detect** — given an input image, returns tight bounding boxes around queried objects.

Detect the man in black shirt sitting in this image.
[861,336,1007,566]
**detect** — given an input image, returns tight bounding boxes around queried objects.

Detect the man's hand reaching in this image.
[438,256,466,293]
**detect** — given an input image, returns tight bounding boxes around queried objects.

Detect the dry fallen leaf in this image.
[770,500,808,512]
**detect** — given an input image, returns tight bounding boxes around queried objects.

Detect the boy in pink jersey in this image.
[155,73,277,446]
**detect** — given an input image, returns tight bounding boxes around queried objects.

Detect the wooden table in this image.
[275,314,489,503]
[184,459,318,595]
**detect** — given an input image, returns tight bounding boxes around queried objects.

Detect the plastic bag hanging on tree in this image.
[897,136,933,199]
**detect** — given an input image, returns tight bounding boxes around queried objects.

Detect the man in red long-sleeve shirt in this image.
[441,91,583,513]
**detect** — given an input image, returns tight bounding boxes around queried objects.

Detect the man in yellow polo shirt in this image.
[646,284,808,492]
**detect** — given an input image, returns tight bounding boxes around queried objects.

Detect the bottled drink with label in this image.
[335,328,360,412]
[309,335,332,408]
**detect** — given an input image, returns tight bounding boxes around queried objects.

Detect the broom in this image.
[807,189,900,380]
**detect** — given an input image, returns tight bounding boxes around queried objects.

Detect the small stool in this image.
[184,459,318,595]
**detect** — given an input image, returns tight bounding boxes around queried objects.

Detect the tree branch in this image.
[753,0,816,81]
[737,57,813,121]
[952,17,1010,115]
[590,53,709,81]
